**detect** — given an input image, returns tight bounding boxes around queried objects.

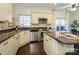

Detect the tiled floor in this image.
[16,41,46,55]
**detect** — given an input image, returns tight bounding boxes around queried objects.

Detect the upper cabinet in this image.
[0,3,16,30]
[32,12,53,24]
[0,19,7,22]
[32,12,54,28]
[0,3,13,22]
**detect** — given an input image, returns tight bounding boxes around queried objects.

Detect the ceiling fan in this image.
[70,4,79,11]
[61,3,79,11]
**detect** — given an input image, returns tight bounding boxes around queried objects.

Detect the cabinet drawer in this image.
[0,41,9,51]
[0,42,9,55]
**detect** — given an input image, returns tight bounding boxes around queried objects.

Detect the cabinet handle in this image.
[16,37,18,39]
[4,42,8,45]
[0,53,1,55]
[15,37,17,39]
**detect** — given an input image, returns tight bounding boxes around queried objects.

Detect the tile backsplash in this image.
[0,21,15,30]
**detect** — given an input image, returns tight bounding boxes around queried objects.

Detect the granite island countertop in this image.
[45,31,79,45]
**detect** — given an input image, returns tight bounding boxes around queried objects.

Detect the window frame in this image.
[55,17,68,32]
[18,14,32,27]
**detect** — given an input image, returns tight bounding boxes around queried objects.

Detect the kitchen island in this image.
[43,31,79,55]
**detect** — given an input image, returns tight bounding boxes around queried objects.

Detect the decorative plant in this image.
[71,20,78,28]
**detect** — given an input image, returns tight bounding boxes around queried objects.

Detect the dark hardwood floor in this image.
[16,41,46,55]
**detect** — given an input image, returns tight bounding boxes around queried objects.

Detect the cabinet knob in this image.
[16,37,18,39]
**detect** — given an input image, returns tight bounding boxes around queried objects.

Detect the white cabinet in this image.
[0,38,13,55]
[43,34,50,54]
[44,33,56,55]
[11,33,19,54]
[47,36,57,55]
[44,33,74,55]
[19,30,30,47]
[0,33,19,55]
[0,4,13,21]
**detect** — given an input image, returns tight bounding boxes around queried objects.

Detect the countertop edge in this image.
[0,31,19,44]
[44,32,76,45]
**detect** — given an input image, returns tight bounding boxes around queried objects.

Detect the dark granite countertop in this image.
[0,27,32,44]
[0,28,20,44]
[0,27,47,44]
[45,31,79,45]
[18,27,47,30]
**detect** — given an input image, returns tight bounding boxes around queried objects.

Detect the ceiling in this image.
[14,3,72,10]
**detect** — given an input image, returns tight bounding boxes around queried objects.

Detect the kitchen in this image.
[0,3,79,55]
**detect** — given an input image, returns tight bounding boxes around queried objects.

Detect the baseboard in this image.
[30,41,38,43]
[30,40,43,43]
[19,42,30,48]
[19,40,43,48]
[43,51,47,55]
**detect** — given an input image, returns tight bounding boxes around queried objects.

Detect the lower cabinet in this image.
[44,33,74,55]
[44,33,56,55]
[19,30,30,47]
[0,38,14,55]
[0,30,30,55]
[44,34,50,54]
[11,33,19,54]
[0,33,19,55]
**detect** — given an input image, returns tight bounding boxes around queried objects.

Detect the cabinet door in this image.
[45,38,51,55]
[19,30,30,47]
[44,34,50,54]
[14,33,19,53]
[24,30,30,43]
[48,36,57,55]
[45,35,53,55]
[43,34,47,52]
[1,47,12,55]
[0,41,8,55]
[44,34,57,55]
[0,34,19,55]
[16,33,20,49]
[11,34,19,54]
[0,39,13,55]
[19,31,26,46]
[44,37,47,53]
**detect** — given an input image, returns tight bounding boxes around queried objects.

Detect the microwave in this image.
[38,18,47,24]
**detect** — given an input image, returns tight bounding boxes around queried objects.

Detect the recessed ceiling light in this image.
[71,8,76,11]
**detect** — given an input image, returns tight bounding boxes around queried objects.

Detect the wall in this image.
[32,12,54,28]
[14,5,55,28]
[14,5,70,30]
[54,10,67,19]
[70,8,79,21]
[68,8,79,32]
[54,10,70,32]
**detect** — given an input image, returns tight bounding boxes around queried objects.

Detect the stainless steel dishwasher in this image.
[30,29,38,42]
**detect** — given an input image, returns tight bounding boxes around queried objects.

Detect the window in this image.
[18,15,31,27]
[56,18,67,32]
